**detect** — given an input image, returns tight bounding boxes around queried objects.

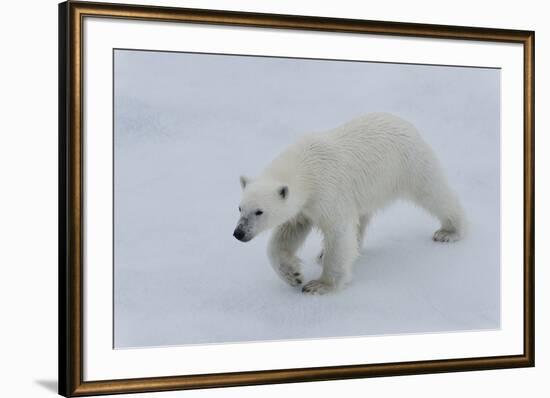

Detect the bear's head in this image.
[233,175,293,242]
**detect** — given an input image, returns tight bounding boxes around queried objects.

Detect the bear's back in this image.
[301,113,435,210]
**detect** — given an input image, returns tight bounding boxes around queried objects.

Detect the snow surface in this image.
[113,50,500,348]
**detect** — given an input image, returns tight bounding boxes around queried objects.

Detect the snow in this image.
[113,50,500,348]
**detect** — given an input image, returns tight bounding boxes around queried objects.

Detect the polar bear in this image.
[233,113,466,294]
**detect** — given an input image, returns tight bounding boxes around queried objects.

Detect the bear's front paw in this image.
[302,279,333,295]
[275,262,303,286]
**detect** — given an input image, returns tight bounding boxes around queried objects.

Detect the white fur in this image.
[235,113,466,294]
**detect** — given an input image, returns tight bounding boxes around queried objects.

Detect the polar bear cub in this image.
[233,113,466,295]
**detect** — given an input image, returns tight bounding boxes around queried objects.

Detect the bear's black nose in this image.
[233,228,245,241]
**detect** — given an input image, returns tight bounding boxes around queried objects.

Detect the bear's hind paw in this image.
[433,229,461,243]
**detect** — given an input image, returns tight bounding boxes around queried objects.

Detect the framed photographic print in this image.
[59,1,534,396]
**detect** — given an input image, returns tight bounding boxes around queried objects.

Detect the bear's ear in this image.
[278,186,288,199]
[239,175,250,190]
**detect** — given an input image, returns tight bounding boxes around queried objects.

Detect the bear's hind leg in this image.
[268,214,311,287]
[410,174,466,242]
[357,214,371,247]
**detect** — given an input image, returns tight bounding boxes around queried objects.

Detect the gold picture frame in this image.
[59,1,534,396]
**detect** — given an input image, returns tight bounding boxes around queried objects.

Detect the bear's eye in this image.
[238,206,241,212]
[255,210,263,216]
